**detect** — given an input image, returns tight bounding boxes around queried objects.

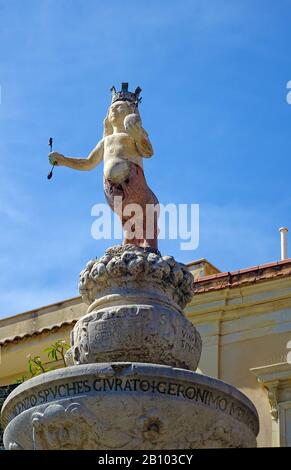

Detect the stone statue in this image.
[48,83,159,249]
[1,84,260,451]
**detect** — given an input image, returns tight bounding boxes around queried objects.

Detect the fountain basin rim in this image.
[1,362,259,436]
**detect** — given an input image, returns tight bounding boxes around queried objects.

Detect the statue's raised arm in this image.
[48,140,104,171]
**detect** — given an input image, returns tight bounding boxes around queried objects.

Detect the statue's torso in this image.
[103,133,143,182]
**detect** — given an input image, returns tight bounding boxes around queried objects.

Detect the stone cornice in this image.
[193,259,291,295]
[250,362,291,385]
[188,276,291,320]
[250,363,291,422]
[0,321,77,347]
[0,296,82,328]
[186,275,291,345]
[0,298,86,346]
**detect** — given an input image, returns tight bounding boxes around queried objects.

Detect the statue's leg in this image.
[127,164,159,250]
[103,165,159,249]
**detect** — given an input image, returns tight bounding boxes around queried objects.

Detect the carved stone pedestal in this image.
[69,245,202,371]
[1,245,260,449]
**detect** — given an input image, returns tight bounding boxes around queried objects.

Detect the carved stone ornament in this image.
[68,245,202,370]
[69,304,202,370]
[31,403,94,450]
[265,383,279,421]
[79,245,194,310]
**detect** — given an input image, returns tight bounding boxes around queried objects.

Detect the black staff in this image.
[47,137,54,180]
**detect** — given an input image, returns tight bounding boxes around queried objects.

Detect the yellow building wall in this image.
[187,275,291,447]
[0,325,72,386]
[0,297,86,386]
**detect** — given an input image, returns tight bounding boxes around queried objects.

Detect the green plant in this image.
[27,355,47,376]
[44,340,70,368]
[16,339,70,384]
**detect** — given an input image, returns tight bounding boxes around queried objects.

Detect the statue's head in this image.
[103,83,142,137]
[110,82,142,107]
[108,100,136,126]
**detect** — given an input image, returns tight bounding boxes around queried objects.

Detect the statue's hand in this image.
[48,152,65,166]
[124,113,142,140]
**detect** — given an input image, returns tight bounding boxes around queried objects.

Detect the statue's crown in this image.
[110,83,142,106]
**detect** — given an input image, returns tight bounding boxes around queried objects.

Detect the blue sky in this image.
[0,0,291,317]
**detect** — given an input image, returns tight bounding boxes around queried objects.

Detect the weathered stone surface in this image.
[69,304,201,370]
[79,245,194,310]
[1,363,259,450]
[0,244,260,448]
[68,245,202,371]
